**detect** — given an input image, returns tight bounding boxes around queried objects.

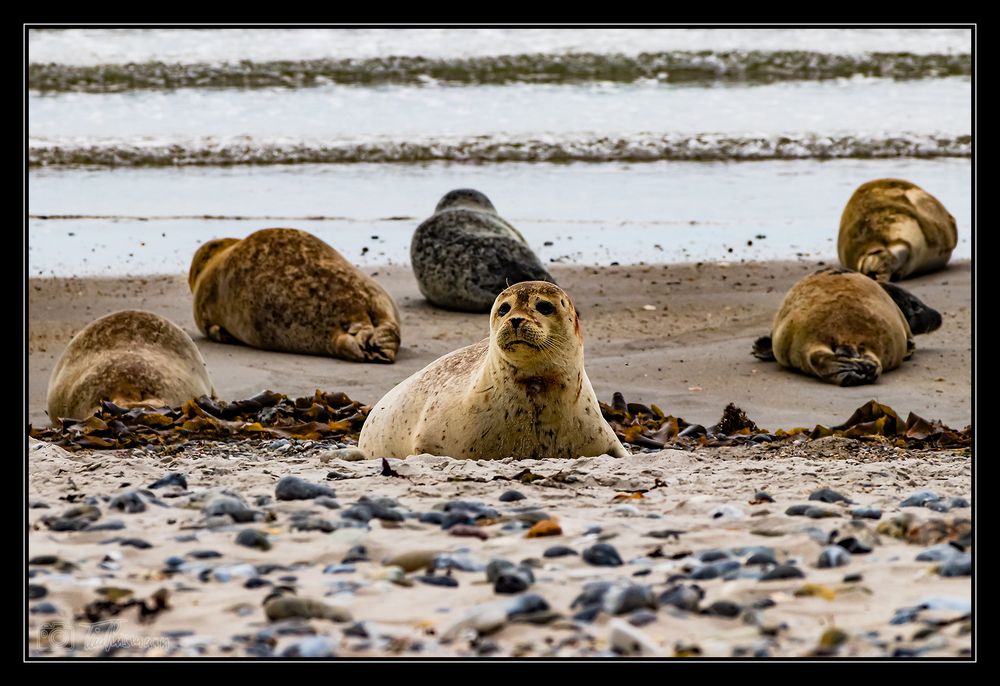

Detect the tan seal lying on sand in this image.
[46,310,214,423]
[752,268,942,386]
[359,281,628,459]
[838,178,958,281]
[189,228,401,362]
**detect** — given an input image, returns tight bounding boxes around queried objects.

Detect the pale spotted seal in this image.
[752,268,942,386]
[189,228,400,362]
[358,281,627,459]
[838,178,958,281]
[46,310,214,423]
[410,189,555,312]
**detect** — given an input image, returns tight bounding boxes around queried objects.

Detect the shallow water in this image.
[28,159,971,276]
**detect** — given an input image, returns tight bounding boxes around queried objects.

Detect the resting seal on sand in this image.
[752,268,942,386]
[410,189,555,312]
[838,178,958,281]
[46,310,214,423]
[359,281,628,459]
[189,228,401,362]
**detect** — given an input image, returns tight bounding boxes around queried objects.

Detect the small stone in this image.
[384,550,439,573]
[245,577,272,589]
[109,491,146,513]
[605,584,657,615]
[937,554,971,577]
[657,584,703,612]
[148,473,187,490]
[28,584,47,599]
[275,476,336,501]
[318,448,365,462]
[709,505,745,520]
[702,600,742,618]
[236,529,271,551]
[449,524,489,540]
[418,512,445,525]
[760,564,805,581]
[416,574,459,587]
[441,511,475,529]
[809,488,853,504]
[281,636,337,657]
[751,491,775,503]
[851,507,882,520]
[609,618,661,656]
[188,549,222,559]
[486,559,516,582]
[525,520,562,538]
[314,496,339,510]
[322,564,355,574]
[745,551,778,566]
[499,490,526,502]
[203,495,257,522]
[836,537,872,555]
[543,545,577,558]
[818,546,851,568]
[342,545,368,563]
[494,567,533,594]
[583,543,623,567]
[900,490,940,508]
[915,543,964,562]
[949,497,970,508]
[628,608,658,627]
[118,538,153,549]
[30,602,59,615]
[264,597,351,622]
[698,549,730,562]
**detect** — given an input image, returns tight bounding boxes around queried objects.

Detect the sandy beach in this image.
[26,259,972,658]
[28,260,972,431]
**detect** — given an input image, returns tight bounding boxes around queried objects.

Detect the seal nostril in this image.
[510,317,524,331]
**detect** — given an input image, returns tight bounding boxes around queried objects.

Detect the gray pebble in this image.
[275,476,336,501]
[583,543,623,567]
[760,564,805,581]
[30,602,59,615]
[900,490,941,507]
[809,488,853,504]
[702,600,742,618]
[916,544,964,562]
[148,472,187,490]
[236,529,271,551]
[818,546,851,568]
[109,491,147,513]
[937,554,972,577]
[543,545,578,558]
[281,636,337,657]
[499,490,526,502]
[851,507,882,520]
[605,584,657,616]
[657,584,703,612]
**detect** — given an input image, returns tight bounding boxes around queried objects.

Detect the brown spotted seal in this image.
[751,268,942,386]
[189,228,400,362]
[410,189,555,312]
[838,178,958,281]
[358,281,627,459]
[46,310,214,423]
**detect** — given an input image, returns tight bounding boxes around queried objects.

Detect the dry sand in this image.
[26,259,973,658]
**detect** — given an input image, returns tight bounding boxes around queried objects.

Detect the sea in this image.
[26,27,973,277]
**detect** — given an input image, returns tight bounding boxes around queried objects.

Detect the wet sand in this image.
[27,259,972,431]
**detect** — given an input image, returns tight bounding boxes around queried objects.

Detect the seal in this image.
[358,281,628,459]
[189,228,401,362]
[838,178,958,281]
[751,268,942,386]
[46,310,214,423]
[410,189,555,312]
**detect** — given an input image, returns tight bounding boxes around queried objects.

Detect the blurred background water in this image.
[27,27,972,276]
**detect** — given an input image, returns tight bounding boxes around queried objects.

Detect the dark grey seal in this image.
[410,189,555,312]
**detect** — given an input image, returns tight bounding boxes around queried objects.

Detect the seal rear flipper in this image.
[809,346,882,386]
[878,281,942,335]
[857,244,908,282]
[751,335,775,361]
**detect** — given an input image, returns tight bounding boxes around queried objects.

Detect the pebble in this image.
[709,505,745,520]
[937,554,972,577]
[109,491,147,513]
[818,546,851,568]
[494,567,534,594]
[416,574,459,587]
[87,520,126,531]
[604,584,657,615]
[786,504,838,519]
[28,584,47,599]
[188,549,222,559]
[314,496,340,510]
[915,543,964,562]
[342,545,369,563]
[235,529,271,551]
[690,560,741,579]
[583,543,623,566]
[542,545,578,558]
[30,602,59,615]
[851,507,882,520]
[949,497,971,508]
[318,447,366,462]
[760,564,805,581]
[449,524,489,540]
[281,636,338,657]
[432,553,484,573]
[702,600,742,618]
[341,505,373,523]
[499,490,526,502]
[117,537,153,549]
[525,520,562,537]
[609,619,661,656]
[418,512,445,525]
[745,551,778,566]
[809,488,853,504]
[244,577,272,588]
[203,495,258,522]
[148,472,187,490]
[441,511,476,529]
[657,584,704,612]
[628,608,658,627]
[900,490,941,508]
[322,564,355,575]
[752,491,775,503]
[836,537,872,555]
[264,597,352,622]
[385,550,439,573]
[698,549,730,562]
[275,476,336,501]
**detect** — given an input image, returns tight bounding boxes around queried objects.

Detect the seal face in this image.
[838,178,958,281]
[189,228,401,363]
[46,310,214,423]
[751,268,941,386]
[358,282,628,459]
[410,189,556,312]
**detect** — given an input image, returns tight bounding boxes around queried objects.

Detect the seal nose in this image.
[509,317,525,332]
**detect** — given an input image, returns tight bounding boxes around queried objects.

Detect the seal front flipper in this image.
[877,281,942,335]
[857,242,910,282]
[206,324,239,344]
[751,335,775,361]
[333,321,397,364]
[809,344,882,387]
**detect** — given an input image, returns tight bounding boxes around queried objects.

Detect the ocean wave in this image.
[28,51,971,92]
[29,133,972,167]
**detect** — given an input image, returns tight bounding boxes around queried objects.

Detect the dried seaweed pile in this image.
[28,390,369,451]
[600,395,971,450]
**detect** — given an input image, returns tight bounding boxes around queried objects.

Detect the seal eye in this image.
[497,303,511,317]
[535,301,555,316]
